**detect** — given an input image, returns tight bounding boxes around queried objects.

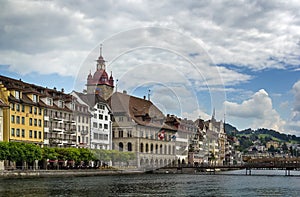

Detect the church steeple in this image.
[87,44,114,100]
[96,44,106,70]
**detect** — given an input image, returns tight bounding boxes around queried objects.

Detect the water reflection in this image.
[0,172,300,196]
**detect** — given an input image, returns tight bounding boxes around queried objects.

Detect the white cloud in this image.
[224,89,285,131]
[1,0,300,78]
[292,80,300,113]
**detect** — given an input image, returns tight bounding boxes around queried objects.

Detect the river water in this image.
[0,170,300,196]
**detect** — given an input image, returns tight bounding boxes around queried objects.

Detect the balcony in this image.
[64,129,76,135]
[51,116,63,121]
[50,139,62,144]
[80,130,89,135]
[52,127,64,132]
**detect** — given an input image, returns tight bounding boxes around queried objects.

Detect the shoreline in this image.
[0,169,145,178]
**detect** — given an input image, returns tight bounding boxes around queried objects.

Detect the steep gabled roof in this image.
[74,91,107,108]
[109,92,177,131]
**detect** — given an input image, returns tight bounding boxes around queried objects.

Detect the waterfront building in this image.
[72,96,91,148]
[188,118,207,165]
[86,45,114,100]
[0,75,77,147]
[0,99,9,141]
[72,91,112,150]
[206,111,227,165]
[0,76,44,145]
[165,115,197,165]
[40,88,76,147]
[109,91,177,168]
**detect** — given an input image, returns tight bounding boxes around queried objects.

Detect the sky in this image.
[0,0,300,136]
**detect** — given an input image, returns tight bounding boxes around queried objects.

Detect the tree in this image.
[0,142,9,161]
[24,143,42,163]
[42,147,58,160]
[281,143,288,153]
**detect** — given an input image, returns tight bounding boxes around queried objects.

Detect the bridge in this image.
[157,157,300,176]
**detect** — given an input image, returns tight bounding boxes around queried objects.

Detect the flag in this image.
[158,130,165,140]
[171,134,176,141]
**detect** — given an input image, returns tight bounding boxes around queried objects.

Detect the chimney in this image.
[123,90,127,94]
[54,87,57,91]
[61,88,64,93]
[148,89,151,101]
[143,96,146,100]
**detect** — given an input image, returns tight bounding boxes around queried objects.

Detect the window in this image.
[34,107,37,115]
[38,119,42,127]
[38,131,42,139]
[58,100,64,108]
[128,142,132,151]
[104,124,108,130]
[105,115,108,121]
[99,114,103,120]
[22,117,25,125]
[34,130,37,138]
[11,115,15,123]
[78,126,80,132]
[29,106,33,113]
[127,130,132,138]
[118,130,123,138]
[34,119,37,126]
[93,133,98,140]
[78,136,81,143]
[93,122,97,128]
[29,130,32,138]
[29,118,33,126]
[15,91,20,99]
[21,105,25,112]
[33,94,37,102]
[16,116,20,124]
[78,116,81,122]
[118,117,123,122]
[93,114,97,119]
[16,129,20,137]
[99,123,102,129]
[22,129,25,137]
[11,103,15,111]
[38,108,42,115]
[82,116,85,123]
[16,104,20,111]
[46,98,53,106]
[11,128,15,136]
[44,109,48,116]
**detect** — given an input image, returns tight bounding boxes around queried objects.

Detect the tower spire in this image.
[100,43,103,57]
[96,44,105,70]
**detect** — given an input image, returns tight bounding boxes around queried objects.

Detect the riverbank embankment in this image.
[0,169,144,178]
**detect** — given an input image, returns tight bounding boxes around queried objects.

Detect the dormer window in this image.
[58,100,64,108]
[71,103,75,110]
[33,94,38,102]
[15,91,20,99]
[46,98,53,106]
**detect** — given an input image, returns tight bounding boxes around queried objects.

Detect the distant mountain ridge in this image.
[224,123,300,144]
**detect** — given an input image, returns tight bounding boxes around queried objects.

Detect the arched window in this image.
[146,143,149,153]
[160,144,163,154]
[155,144,158,154]
[140,143,144,152]
[150,144,154,153]
[119,142,123,151]
[128,142,132,152]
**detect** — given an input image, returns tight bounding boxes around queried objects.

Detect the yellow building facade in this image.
[0,77,44,145]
